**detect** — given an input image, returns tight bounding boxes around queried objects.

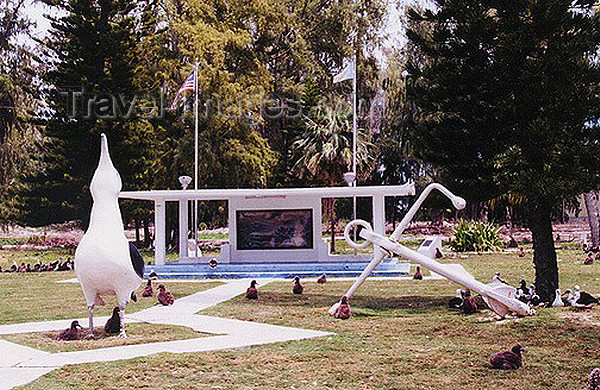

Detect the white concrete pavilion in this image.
[119,184,414,265]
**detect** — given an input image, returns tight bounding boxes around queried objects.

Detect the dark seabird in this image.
[413,266,423,280]
[104,307,121,334]
[462,295,478,315]
[245,280,258,300]
[334,296,351,319]
[585,368,600,390]
[157,284,174,305]
[141,279,153,297]
[57,320,83,341]
[490,344,525,370]
[292,276,304,295]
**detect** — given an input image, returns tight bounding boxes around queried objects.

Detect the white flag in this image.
[333,60,355,83]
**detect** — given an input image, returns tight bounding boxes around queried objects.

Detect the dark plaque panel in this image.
[236,209,313,250]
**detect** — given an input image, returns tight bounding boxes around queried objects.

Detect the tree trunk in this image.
[583,192,600,249]
[143,218,152,249]
[135,219,140,245]
[528,197,559,302]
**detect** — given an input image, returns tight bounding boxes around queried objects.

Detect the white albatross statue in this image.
[74,134,144,338]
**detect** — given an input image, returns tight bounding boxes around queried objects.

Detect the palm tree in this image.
[292,97,373,252]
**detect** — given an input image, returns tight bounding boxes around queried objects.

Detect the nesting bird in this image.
[413,266,423,280]
[141,279,153,297]
[585,368,600,390]
[104,307,121,334]
[448,289,465,309]
[462,291,478,315]
[516,280,529,300]
[157,284,174,305]
[552,289,565,307]
[565,285,599,307]
[74,135,144,338]
[317,274,327,284]
[334,296,351,319]
[490,344,526,370]
[292,276,303,295]
[57,320,83,341]
[245,280,258,300]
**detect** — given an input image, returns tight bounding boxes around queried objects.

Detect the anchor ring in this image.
[344,219,373,249]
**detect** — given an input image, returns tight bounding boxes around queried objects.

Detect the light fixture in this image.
[343,171,356,187]
[178,176,192,190]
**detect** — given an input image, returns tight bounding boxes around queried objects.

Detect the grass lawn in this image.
[2,322,207,353]
[0,249,223,325]
[4,248,599,389]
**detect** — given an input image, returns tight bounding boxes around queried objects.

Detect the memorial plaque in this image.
[236,209,313,250]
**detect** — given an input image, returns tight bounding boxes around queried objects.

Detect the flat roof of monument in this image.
[119,183,415,202]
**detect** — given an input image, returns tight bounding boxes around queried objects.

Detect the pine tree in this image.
[23,0,148,227]
[406,0,600,300]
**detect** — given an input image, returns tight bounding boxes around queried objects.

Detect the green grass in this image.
[2,322,207,353]
[6,248,600,389]
[196,231,228,240]
[0,261,223,325]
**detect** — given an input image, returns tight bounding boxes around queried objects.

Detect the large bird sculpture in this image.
[74,134,144,338]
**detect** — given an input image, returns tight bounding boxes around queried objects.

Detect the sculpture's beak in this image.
[99,133,112,167]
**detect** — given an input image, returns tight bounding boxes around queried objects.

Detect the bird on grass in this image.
[413,266,423,280]
[104,307,121,334]
[462,291,478,315]
[141,279,153,297]
[585,368,600,390]
[584,253,595,265]
[565,286,599,307]
[490,344,526,370]
[57,320,83,341]
[492,272,508,284]
[334,296,351,320]
[157,284,174,306]
[317,274,327,284]
[552,289,565,307]
[292,276,303,295]
[245,280,258,300]
[516,280,530,301]
[448,289,464,309]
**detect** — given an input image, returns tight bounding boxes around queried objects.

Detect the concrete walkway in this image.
[0,279,333,390]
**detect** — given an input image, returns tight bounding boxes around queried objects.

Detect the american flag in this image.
[170,71,195,110]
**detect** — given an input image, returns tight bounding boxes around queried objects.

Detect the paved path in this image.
[0,279,333,390]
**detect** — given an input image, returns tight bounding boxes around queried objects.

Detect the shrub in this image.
[450,220,502,252]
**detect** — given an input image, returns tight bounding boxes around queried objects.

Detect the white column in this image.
[178,199,188,261]
[154,200,166,265]
[372,195,385,259]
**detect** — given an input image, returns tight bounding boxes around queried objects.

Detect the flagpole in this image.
[194,60,199,258]
[352,54,357,254]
